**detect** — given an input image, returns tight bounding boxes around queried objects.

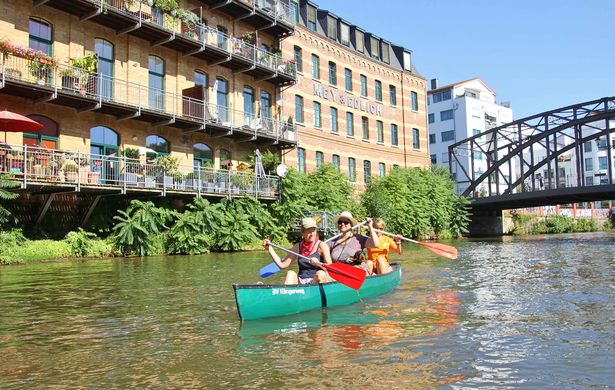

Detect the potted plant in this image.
[63,159,79,182]
[152,155,179,188]
[68,53,98,94]
[241,32,256,45]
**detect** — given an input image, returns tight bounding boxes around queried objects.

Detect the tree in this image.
[0,174,19,229]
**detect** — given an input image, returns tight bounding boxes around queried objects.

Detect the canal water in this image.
[0,233,613,388]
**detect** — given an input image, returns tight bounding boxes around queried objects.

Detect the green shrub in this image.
[574,218,597,232]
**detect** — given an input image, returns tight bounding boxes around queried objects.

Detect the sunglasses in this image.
[337,220,351,225]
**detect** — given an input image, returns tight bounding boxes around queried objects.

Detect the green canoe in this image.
[233,263,402,320]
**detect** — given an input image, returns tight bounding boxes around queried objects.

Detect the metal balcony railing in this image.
[0,144,280,197]
[0,55,297,143]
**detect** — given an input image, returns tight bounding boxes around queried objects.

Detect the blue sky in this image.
[313,0,614,119]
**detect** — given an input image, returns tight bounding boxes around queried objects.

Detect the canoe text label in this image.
[272,288,305,296]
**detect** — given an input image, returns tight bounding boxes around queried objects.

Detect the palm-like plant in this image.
[167,198,220,254]
[112,200,175,256]
[214,200,258,252]
[0,174,19,228]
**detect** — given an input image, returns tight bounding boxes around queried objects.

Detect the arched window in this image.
[148,55,165,110]
[216,77,228,122]
[95,38,114,99]
[90,126,120,183]
[145,135,169,161]
[24,115,58,149]
[243,86,255,125]
[193,143,213,169]
[219,148,231,169]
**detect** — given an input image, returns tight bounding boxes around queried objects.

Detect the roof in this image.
[427,77,496,95]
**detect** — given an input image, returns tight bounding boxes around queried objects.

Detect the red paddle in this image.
[267,242,366,290]
[375,229,458,260]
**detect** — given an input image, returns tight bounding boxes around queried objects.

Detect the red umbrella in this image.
[0,110,43,143]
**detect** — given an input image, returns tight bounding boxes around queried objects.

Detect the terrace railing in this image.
[0,55,297,143]
[0,144,279,197]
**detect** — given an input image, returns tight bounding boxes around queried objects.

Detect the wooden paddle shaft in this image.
[324,220,367,243]
[374,229,417,244]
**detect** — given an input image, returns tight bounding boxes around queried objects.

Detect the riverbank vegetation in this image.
[511,211,613,235]
[0,165,470,264]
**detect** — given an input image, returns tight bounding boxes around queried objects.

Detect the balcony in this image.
[0,54,297,148]
[197,0,296,36]
[0,144,280,198]
[35,0,297,85]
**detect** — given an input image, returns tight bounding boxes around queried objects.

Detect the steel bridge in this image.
[448,96,615,234]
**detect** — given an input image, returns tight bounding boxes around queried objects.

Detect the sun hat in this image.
[301,217,318,229]
[333,211,358,227]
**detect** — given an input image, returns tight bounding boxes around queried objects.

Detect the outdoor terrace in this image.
[0,144,280,199]
[0,54,297,148]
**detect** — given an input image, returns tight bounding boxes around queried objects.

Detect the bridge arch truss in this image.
[449,96,615,198]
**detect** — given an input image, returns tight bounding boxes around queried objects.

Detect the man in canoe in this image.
[328,211,380,275]
[262,217,332,285]
[367,218,402,274]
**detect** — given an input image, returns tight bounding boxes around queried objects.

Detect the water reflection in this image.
[0,233,613,388]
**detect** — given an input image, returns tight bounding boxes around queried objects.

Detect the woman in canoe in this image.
[262,217,332,285]
[367,218,402,274]
[328,211,380,275]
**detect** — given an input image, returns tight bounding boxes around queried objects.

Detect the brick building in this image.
[280,1,430,187]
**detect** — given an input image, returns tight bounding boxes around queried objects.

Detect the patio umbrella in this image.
[0,110,43,143]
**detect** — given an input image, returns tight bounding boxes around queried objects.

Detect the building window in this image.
[599,156,608,170]
[441,130,455,142]
[429,133,436,144]
[215,77,228,122]
[243,86,255,123]
[411,91,418,111]
[379,162,385,177]
[294,46,302,72]
[473,151,483,160]
[316,151,324,168]
[295,95,304,123]
[348,157,356,182]
[362,117,369,140]
[345,68,352,91]
[90,126,119,177]
[585,176,594,186]
[364,160,371,183]
[312,54,320,79]
[95,38,114,99]
[473,129,481,138]
[290,1,299,23]
[584,141,592,153]
[29,18,52,56]
[216,25,228,49]
[389,85,396,106]
[298,148,306,173]
[428,113,434,123]
[261,91,271,122]
[346,112,354,136]
[376,120,383,143]
[355,30,364,52]
[403,51,411,71]
[412,128,420,150]
[145,134,169,161]
[391,124,398,146]
[360,75,367,97]
[193,143,213,168]
[585,157,593,171]
[148,55,165,110]
[328,61,337,85]
[307,5,317,31]
[24,115,58,149]
[369,36,380,60]
[327,15,337,40]
[194,70,207,87]
[340,23,350,46]
[330,107,338,133]
[314,101,322,128]
[331,154,340,170]
[440,109,454,121]
[430,154,437,165]
[381,42,390,64]
[432,89,452,103]
[375,80,382,101]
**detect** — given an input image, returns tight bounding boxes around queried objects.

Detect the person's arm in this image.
[393,235,402,255]
[263,239,295,269]
[318,241,332,265]
[364,217,380,248]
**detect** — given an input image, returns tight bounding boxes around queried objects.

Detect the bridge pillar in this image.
[469,207,510,237]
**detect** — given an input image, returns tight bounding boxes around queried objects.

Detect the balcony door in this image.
[90,126,119,184]
[260,91,272,133]
[95,39,114,99]
[148,55,165,111]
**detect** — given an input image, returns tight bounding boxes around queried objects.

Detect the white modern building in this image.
[427,78,514,195]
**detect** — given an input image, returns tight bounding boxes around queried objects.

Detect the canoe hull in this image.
[233,263,402,320]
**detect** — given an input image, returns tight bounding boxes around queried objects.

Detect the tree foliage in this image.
[0,174,19,229]
[361,166,470,238]
[305,163,354,212]
[166,198,218,255]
